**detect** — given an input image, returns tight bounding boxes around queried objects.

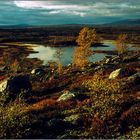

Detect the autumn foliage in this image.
[55,48,64,74]
[72,27,101,68]
[115,33,128,54]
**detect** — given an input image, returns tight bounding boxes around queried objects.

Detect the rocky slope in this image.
[0,51,140,139]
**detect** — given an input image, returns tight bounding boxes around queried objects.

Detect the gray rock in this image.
[0,79,8,93]
[111,56,120,61]
[109,68,126,79]
[64,114,81,125]
[57,90,75,102]
[0,75,32,98]
[105,58,111,64]
[31,68,45,75]
[94,65,104,71]
[67,64,72,67]
[127,72,140,83]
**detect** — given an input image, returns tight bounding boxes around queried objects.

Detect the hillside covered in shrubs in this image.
[0,27,140,139]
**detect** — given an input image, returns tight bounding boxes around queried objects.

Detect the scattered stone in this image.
[94,65,103,71]
[0,79,8,93]
[64,114,81,125]
[57,90,75,102]
[0,75,32,100]
[127,72,140,84]
[105,58,111,64]
[67,64,72,67]
[109,68,126,79]
[31,68,45,75]
[111,56,120,62]
[122,52,140,62]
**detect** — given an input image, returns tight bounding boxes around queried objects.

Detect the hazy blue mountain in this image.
[107,19,140,26]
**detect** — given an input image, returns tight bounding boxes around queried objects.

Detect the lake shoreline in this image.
[0,39,140,68]
[0,25,140,46]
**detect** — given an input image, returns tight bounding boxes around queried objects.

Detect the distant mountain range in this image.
[0,24,30,29]
[106,19,140,26]
[0,19,139,29]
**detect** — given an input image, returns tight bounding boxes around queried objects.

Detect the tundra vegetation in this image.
[55,48,64,74]
[0,26,140,139]
[115,33,128,55]
[72,27,102,69]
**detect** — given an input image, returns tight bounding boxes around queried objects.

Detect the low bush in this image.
[0,98,31,138]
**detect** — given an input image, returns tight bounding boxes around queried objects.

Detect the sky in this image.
[0,0,140,26]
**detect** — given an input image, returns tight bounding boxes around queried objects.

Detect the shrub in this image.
[82,75,121,94]
[55,48,64,74]
[48,61,57,72]
[0,99,30,138]
[72,27,101,69]
[115,34,128,55]
[10,59,19,73]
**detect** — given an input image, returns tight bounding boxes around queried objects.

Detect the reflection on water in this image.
[28,46,58,64]
[28,45,107,65]
[28,41,139,65]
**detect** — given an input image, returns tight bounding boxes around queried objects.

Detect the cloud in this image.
[72,11,86,17]
[13,1,89,17]
[13,1,49,9]
[13,0,140,18]
[13,1,89,10]
[46,11,86,17]
[48,10,61,15]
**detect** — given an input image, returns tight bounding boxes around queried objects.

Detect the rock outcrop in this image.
[0,75,32,101]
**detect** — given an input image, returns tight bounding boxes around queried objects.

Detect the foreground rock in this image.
[0,75,32,101]
[127,72,140,84]
[57,90,75,102]
[64,114,81,125]
[109,68,126,79]
[0,80,8,93]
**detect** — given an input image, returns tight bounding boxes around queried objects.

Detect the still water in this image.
[28,41,138,65]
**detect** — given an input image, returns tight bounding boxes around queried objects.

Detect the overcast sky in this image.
[0,0,140,26]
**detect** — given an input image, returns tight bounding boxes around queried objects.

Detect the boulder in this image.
[64,114,81,125]
[31,68,45,75]
[109,68,126,79]
[0,75,32,99]
[0,79,8,93]
[57,90,75,102]
[127,72,140,84]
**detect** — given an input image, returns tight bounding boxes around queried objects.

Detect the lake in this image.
[28,40,139,65]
